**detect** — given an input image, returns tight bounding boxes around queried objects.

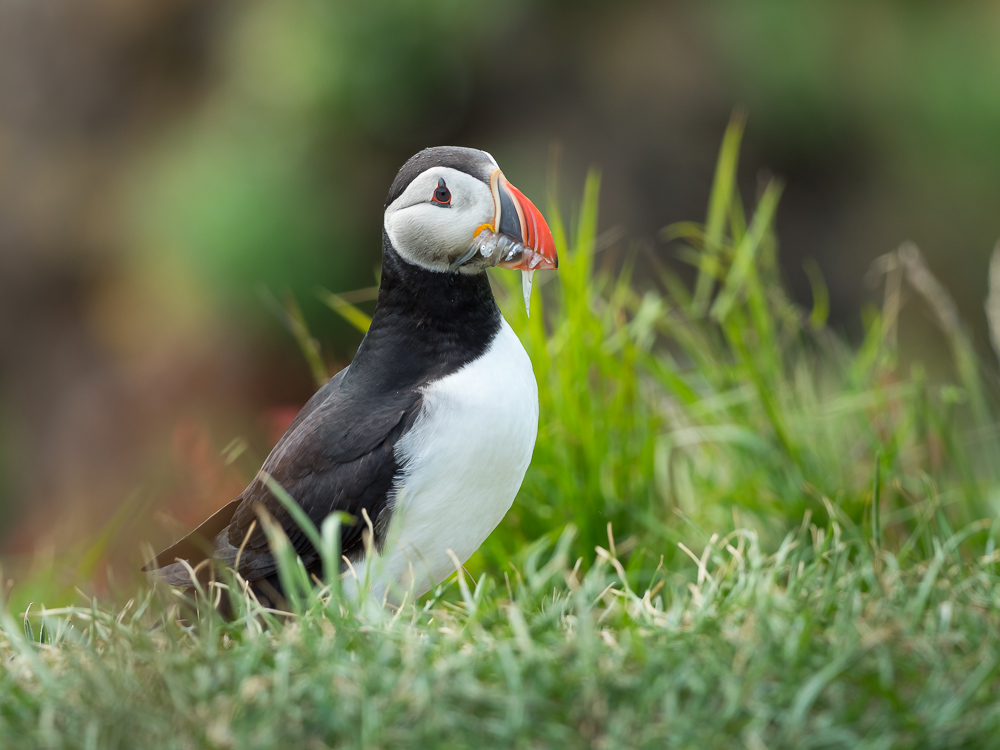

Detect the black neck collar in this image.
[343,232,502,393]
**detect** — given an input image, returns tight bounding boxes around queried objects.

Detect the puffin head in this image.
[383,146,558,276]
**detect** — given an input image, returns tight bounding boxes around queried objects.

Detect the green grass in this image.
[5,118,1000,748]
[5,523,1000,748]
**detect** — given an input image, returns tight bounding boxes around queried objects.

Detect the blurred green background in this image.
[2,0,1000,586]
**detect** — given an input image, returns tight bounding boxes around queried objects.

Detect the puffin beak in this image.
[489,170,558,271]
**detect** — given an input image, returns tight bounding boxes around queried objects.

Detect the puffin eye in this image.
[431,178,451,206]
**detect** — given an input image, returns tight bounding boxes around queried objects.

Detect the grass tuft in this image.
[483,114,1000,580]
[5,517,1000,747]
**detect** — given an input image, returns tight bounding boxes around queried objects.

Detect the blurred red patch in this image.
[261,405,301,444]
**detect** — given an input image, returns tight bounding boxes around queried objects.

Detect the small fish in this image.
[521,269,534,317]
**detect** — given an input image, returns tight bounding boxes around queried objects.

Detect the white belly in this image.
[358,319,537,603]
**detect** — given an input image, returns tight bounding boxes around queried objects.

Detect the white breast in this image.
[355,318,537,603]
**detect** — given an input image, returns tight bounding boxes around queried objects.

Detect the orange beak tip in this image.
[501,179,558,272]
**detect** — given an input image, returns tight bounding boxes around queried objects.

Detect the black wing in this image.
[145,366,422,584]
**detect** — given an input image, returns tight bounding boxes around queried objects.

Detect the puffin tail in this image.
[142,497,243,585]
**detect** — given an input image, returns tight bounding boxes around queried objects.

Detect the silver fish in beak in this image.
[452,170,558,316]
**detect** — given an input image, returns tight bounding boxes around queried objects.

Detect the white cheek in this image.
[385,188,495,270]
[411,207,473,245]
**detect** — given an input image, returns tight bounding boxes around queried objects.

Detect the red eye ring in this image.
[431,178,451,206]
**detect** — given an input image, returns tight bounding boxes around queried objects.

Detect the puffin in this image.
[144,146,557,607]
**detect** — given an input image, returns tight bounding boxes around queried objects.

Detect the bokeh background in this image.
[3,0,1000,588]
